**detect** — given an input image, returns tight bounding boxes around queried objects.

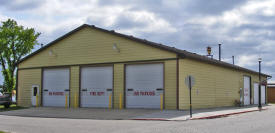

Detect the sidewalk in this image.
[189,106,267,120]
[132,105,269,121]
[0,105,270,121]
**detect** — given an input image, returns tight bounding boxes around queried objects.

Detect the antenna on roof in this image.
[218,44,222,61]
[232,56,235,65]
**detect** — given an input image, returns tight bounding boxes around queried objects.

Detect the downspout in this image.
[176,55,179,110]
[15,67,18,105]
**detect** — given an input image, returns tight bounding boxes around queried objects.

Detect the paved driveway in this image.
[0,107,163,120]
[0,105,268,120]
[0,105,274,133]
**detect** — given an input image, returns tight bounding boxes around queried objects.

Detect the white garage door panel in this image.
[261,85,266,104]
[243,76,251,105]
[81,66,113,108]
[126,64,163,109]
[43,69,70,107]
[254,83,259,105]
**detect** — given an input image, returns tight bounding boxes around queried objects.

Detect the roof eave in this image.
[18,24,89,65]
[17,24,271,78]
[183,55,271,77]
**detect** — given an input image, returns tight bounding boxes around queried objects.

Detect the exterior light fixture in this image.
[206,46,213,58]
[49,50,53,56]
[113,43,120,53]
[48,49,57,57]
[258,58,262,62]
[207,46,211,55]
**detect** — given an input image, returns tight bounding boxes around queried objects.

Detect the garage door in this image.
[254,83,259,104]
[43,68,70,107]
[243,76,251,105]
[261,85,266,104]
[126,64,163,109]
[80,66,113,108]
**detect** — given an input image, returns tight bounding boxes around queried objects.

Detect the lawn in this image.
[0,104,26,112]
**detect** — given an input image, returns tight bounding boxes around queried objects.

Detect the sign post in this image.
[185,75,195,118]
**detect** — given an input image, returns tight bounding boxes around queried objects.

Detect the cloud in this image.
[0,0,275,82]
[0,0,45,11]
[265,60,275,66]
[236,54,259,67]
[84,5,177,36]
[179,0,247,15]
[254,40,275,52]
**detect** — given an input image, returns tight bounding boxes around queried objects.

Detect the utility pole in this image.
[232,56,235,65]
[258,58,262,110]
[218,44,221,61]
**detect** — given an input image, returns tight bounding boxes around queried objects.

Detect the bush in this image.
[235,100,241,107]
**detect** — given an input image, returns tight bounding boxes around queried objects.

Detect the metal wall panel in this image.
[81,66,113,108]
[43,68,70,107]
[243,76,251,105]
[254,83,259,104]
[18,27,176,69]
[261,85,266,104]
[126,64,163,108]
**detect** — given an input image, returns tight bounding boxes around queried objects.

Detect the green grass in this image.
[0,104,27,112]
[0,131,8,133]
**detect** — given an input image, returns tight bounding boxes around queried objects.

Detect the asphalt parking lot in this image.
[0,105,265,120]
[0,106,271,121]
[0,107,179,120]
[0,105,274,133]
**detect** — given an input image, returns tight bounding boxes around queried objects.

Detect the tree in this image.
[0,19,40,92]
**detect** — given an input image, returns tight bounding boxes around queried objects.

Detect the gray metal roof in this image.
[19,24,271,77]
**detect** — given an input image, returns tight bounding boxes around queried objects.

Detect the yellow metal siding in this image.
[17,26,269,109]
[179,59,240,109]
[179,59,267,109]
[113,64,124,108]
[19,27,176,69]
[17,69,41,107]
[164,60,177,109]
[70,66,79,108]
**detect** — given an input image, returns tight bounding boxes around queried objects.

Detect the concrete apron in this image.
[0,105,269,121]
[132,105,268,121]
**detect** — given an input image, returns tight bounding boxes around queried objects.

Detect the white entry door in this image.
[254,83,259,105]
[261,85,266,104]
[81,66,113,108]
[243,76,251,105]
[126,64,164,109]
[43,68,70,107]
[31,85,39,106]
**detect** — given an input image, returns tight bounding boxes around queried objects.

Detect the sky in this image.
[0,0,275,84]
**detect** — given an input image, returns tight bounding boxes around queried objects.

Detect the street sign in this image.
[185,75,195,88]
[184,75,195,118]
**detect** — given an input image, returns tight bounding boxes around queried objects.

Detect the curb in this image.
[131,118,169,121]
[131,108,267,121]
[190,108,267,120]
